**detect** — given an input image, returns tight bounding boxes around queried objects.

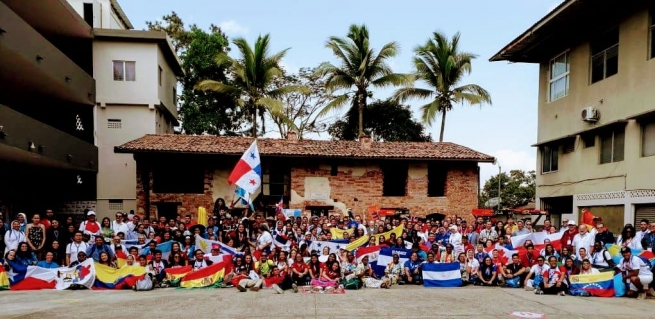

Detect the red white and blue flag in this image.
[228,141,261,208]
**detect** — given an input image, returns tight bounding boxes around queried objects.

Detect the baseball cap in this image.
[567,220,576,226]
[87,211,96,216]
[620,247,631,254]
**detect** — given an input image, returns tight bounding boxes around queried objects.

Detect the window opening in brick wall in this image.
[263,164,290,197]
[330,164,338,176]
[427,163,447,197]
[152,166,204,194]
[382,162,407,196]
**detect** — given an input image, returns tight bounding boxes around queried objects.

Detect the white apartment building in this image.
[67,0,182,219]
[491,0,655,233]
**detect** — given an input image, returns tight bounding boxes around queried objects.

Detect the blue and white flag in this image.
[422,262,462,288]
[309,241,347,255]
[195,235,243,257]
[373,247,412,277]
[140,241,174,260]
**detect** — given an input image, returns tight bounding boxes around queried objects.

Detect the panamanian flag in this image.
[228,141,262,196]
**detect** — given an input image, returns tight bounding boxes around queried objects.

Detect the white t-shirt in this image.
[572,232,594,258]
[66,242,90,264]
[112,221,129,236]
[580,267,600,275]
[530,263,550,276]
[257,231,273,250]
[618,255,652,277]
[591,250,611,268]
[466,258,480,274]
[450,233,463,254]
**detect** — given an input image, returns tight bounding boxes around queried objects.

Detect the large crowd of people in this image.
[1,201,654,299]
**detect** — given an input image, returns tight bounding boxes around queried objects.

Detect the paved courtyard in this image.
[0,286,652,318]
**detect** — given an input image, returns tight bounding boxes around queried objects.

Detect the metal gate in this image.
[635,205,655,224]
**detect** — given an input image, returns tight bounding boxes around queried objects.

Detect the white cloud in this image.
[480,149,536,184]
[279,61,299,74]
[219,20,248,35]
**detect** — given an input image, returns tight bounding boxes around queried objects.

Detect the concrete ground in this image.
[0,285,652,319]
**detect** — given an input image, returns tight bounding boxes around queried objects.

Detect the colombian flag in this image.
[115,250,129,268]
[179,262,226,289]
[94,263,146,289]
[0,265,9,290]
[165,266,193,287]
[569,272,615,297]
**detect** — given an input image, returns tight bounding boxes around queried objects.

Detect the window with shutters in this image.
[600,127,625,164]
[642,120,655,157]
[590,28,619,84]
[541,145,558,173]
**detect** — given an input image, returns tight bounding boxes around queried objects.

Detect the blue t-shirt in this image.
[36,261,59,269]
[404,259,421,273]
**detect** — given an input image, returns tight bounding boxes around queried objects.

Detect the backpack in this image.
[505,276,521,288]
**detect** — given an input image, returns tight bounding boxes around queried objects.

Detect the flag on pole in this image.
[228,141,261,209]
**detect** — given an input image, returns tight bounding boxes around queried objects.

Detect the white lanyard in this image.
[194,260,204,269]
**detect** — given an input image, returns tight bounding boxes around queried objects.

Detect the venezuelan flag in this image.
[179,262,225,289]
[165,265,193,287]
[94,263,146,289]
[569,272,615,297]
[0,265,9,290]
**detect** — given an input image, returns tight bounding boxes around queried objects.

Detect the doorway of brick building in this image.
[154,202,181,222]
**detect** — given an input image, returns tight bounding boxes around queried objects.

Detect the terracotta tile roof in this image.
[115,134,495,162]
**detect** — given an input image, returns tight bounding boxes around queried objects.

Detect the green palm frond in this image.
[317,93,350,117]
[394,87,434,103]
[420,100,442,126]
[195,80,240,94]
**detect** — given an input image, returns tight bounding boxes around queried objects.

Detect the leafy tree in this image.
[146,13,243,134]
[317,24,411,138]
[395,31,491,142]
[269,67,332,139]
[196,34,308,137]
[328,99,431,142]
[480,170,536,209]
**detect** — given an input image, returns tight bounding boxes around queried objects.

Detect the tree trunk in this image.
[358,91,365,138]
[439,110,447,142]
[252,107,257,137]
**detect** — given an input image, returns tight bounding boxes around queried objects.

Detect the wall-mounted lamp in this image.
[28,141,35,150]
[36,55,44,62]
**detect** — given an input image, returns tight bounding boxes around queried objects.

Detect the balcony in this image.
[0,1,95,106]
[0,0,92,39]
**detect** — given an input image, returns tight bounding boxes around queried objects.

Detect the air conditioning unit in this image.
[581,106,600,123]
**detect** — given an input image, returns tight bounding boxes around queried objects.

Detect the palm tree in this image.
[196,34,307,136]
[317,24,411,138]
[394,31,491,142]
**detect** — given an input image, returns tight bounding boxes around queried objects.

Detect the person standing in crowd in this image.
[617,225,642,249]
[512,221,530,236]
[79,211,101,242]
[41,209,54,230]
[112,212,129,237]
[4,220,25,254]
[479,221,498,244]
[560,220,578,249]
[66,231,89,266]
[25,214,46,259]
[594,222,615,246]
[86,236,114,262]
[256,223,273,254]
[572,225,594,260]
[636,219,650,243]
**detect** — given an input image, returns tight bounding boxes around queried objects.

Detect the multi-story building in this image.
[0,0,98,217]
[67,0,182,219]
[491,0,655,232]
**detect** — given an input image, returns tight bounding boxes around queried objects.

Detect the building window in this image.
[382,162,407,196]
[427,164,447,197]
[158,66,163,86]
[108,199,123,211]
[541,145,558,173]
[107,119,122,129]
[152,166,204,194]
[600,127,625,164]
[650,7,655,59]
[582,134,595,148]
[562,138,575,154]
[642,120,655,157]
[330,164,338,176]
[590,28,619,84]
[173,86,177,105]
[83,3,93,27]
[549,52,569,102]
[263,165,290,197]
[113,61,136,81]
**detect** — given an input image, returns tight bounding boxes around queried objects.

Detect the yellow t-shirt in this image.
[256,260,275,276]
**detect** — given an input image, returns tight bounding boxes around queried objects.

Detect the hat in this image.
[567,220,576,226]
[211,243,220,250]
[620,247,631,254]
[87,211,96,216]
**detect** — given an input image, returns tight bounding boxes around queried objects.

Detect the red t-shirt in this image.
[520,251,540,268]
[542,266,565,285]
[292,262,308,274]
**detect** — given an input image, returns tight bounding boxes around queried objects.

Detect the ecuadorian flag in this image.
[179,262,226,289]
[569,272,615,297]
[94,263,146,289]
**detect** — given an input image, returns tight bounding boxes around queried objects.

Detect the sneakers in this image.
[292,283,299,293]
[647,288,655,297]
[236,285,247,292]
[534,289,544,295]
[637,292,647,300]
[250,287,260,292]
[272,284,283,294]
[558,291,566,296]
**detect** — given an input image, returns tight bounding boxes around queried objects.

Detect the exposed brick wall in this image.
[136,166,214,220]
[289,161,479,221]
[135,160,479,223]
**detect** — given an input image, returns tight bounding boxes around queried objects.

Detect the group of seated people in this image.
[1,206,654,300]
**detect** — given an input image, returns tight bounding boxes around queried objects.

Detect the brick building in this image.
[114,133,494,222]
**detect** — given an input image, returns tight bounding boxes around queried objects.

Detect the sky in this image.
[119,0,564,185]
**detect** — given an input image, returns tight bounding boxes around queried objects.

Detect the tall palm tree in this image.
[317,24,410,138]
[196,34,307,136]
[394,31,491,142]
